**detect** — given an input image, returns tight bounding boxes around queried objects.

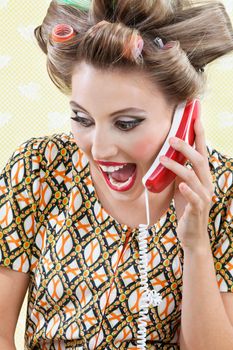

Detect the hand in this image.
[159,117,215,250]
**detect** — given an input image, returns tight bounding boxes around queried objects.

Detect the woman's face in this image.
[71,61,175,202]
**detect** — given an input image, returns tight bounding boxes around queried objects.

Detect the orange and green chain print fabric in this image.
[0,133,232,350]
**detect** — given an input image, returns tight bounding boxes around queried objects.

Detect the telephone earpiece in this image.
[142,99,200,193]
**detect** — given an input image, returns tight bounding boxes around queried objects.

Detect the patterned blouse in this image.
[0,132,232,350]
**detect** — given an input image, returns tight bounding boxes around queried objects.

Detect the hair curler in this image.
[52,24,76,43]
[58,0,91,11]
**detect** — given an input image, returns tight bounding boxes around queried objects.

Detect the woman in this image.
[0,0,233,349]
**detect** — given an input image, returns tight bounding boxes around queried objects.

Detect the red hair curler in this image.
[52,23,75,43]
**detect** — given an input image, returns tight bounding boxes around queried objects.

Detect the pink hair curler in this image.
[52,23,75,43]
[132,34,144,59]
[124,33,144,60]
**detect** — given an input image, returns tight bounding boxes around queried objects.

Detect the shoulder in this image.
[20,131,78,158]
[206,145,233,292]
[0,132,85,193]
[2,132,77,160]
[207,144,233,197]
[4,132,80,170]
[207,144,232,239]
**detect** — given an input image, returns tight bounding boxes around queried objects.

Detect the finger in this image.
[194,117,209,167]
[178,182,204,214]
[160,155,207,200]
[169,135,212,191]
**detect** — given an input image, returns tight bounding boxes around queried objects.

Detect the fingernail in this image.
[160,155,168,162]
[170,137,179,145]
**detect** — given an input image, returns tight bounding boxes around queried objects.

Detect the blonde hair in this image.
[34,0,233,103]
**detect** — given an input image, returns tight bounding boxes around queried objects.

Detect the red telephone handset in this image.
[142,99,200,193]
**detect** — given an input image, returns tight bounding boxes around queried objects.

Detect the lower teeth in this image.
[108,173,133,188]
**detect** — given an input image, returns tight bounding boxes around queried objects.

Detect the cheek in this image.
[132,137,164,159]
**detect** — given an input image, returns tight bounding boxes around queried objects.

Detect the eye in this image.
[115,119,144,131]
[71,111,145,131]
[71,112,93,127]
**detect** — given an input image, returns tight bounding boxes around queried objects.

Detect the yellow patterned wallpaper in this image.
[0,0,232,349]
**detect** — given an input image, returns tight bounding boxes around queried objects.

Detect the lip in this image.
[99,166,137,192]
[96,160,128,166]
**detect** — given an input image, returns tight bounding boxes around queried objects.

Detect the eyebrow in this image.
[69,100,147,116]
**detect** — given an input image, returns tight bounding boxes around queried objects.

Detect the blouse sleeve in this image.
[208,146,233,293]
[0,139,40,274]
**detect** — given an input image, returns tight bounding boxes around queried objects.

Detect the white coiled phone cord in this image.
[137,188,163,349]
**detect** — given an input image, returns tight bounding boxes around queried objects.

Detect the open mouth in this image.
[98,163,137,192]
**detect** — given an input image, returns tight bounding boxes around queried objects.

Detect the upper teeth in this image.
[99,164,126,173]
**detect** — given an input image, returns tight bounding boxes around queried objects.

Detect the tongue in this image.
[110,164,136,182]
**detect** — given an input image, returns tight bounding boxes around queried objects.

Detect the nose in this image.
[91,126,118,161]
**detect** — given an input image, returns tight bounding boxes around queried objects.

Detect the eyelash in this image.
[71,112,144,131]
